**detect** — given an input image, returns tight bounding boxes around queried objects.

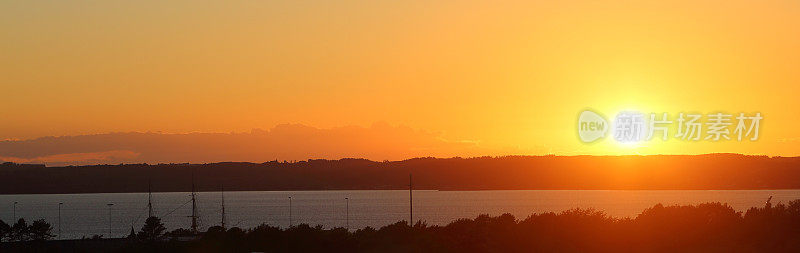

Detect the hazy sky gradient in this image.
[2,0,799,161]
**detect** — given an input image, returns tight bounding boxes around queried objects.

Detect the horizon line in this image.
[4,153,796,168]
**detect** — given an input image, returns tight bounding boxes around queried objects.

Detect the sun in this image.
[606,107,658,154]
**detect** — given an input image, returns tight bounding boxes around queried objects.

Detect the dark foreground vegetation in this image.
[3,154,800,194]
[3,199,800,252]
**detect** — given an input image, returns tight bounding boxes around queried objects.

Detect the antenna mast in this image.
[221,183,226,229]
[148,180,154,217]
[189,171,198,233]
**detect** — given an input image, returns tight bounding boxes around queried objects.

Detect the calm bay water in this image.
[1,190,799,240]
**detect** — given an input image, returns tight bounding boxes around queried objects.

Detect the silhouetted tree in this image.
[11,218,28,242]
[28,219,53,241]
[137,216,166,242]
[0,219,9,242]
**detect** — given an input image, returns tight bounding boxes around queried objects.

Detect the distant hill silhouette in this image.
[1,154,799,194]
[0,124,490,166]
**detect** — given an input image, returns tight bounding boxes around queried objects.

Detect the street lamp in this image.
[12,202,18,221]
[289,196,292,228]
[345,197,349,230]
[58,203,63,239]
[107,203,114,238]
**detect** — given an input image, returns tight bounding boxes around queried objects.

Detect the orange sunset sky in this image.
[1,0,799,164]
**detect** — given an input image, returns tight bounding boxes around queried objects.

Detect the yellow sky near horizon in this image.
[2,0,799,158]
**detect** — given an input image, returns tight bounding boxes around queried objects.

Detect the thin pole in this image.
[409,173,413,226]
[12,202,17,221]
[190,171,198,233]
[148,180,153,218]
[289,196,292,228]
[221,184,226,229]
[58,203,63,239]
[345,197,349,230]
[107,203,114,238]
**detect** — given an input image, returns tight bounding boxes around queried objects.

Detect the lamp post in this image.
[345,197,349,230]
[12,202,18,221]
[409,173,413,226]
[288,197,292,227]
[58,203,63,239]
[107,203,114,238]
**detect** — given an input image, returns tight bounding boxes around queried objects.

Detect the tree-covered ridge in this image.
[2,154,800,194]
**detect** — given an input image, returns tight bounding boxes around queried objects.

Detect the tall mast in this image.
[221,183,226,229]
[148,180,154,217]
[190,170,198,233]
